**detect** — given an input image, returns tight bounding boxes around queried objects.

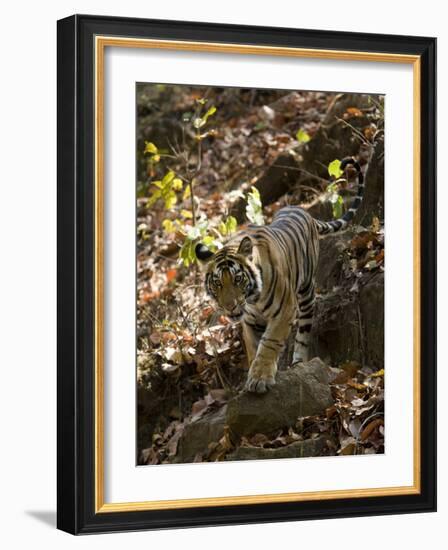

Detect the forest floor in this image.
[136,85,385,465]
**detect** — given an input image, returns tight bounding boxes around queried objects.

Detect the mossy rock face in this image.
[315,229,357,293]
[226,359,334,438]
[173,406,228,463]
[311,292,362,366]
[359,272,384,370]
[310,271,384,369]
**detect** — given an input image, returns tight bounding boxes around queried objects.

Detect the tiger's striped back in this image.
[239,206,319,311]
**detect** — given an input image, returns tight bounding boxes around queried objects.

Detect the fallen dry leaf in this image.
[360,418,384,441]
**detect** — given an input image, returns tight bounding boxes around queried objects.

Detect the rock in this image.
[308,225,384,369]
[137,361,208,461]
[315,229,356,292]
[174,405,227,463]
[173,359,335,461]
[354,138,384,226]
[226,436,335,461]
[137,423,154,457]
[306,199,334,222]
[359,273,384,370]
[226,358,334,438]
[137,375,166,451]
[310,291,362,366]
[310,272,384,369]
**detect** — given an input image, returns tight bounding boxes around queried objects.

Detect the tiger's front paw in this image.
[245,361,277,394]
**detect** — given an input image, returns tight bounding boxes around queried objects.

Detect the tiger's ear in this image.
[237,236,253,257]
[195,243,214,262]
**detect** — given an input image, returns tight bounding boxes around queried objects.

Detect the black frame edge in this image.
[419,36,437,514]
[57,14,79,535]
[57,14,437,535]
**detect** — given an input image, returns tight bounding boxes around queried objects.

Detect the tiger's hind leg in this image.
[293,284,315,364]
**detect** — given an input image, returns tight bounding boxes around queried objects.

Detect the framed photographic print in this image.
[57,14,436,534]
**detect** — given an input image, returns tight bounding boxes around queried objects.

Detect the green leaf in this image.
[250,186,260,201]
[218,216,238,236]
[296,128,311,143]
[162,219,175,233]
[180,209,193,219]
[172,178,183,191]
[193,105,217,129]
[246,186,264,225]
[164,191,177,210]
[218,221,227,236]
[202,235,218,249]
[332,195,344,219]
[225,216,237,234]
[326,182,338,195]
[162,170,176,186]
[144,141,158,155]
[203,106,217,122]
[328,159,343,179]
[182,185,191,200]
[179,239,197,267]
[147,189,161,206]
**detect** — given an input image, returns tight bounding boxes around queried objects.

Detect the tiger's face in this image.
[196,236,262,319]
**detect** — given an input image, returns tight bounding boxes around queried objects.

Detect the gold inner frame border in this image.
[94,36,421,513]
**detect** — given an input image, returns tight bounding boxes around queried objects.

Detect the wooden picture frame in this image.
[57,14,436,534]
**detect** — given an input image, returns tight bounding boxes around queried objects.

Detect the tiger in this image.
[195,157,365,394]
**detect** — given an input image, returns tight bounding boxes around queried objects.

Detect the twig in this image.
[367,95,384,115]
[166,137,181,158]
[335,116,371,146]
[189,179,197,226]
[299,184,323,196]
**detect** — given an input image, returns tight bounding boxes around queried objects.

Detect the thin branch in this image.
[335,116,371,146]
[189,179,197,226]
[166,136,181,158]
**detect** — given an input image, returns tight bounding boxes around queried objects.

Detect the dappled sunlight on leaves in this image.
[136,85,385,464]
